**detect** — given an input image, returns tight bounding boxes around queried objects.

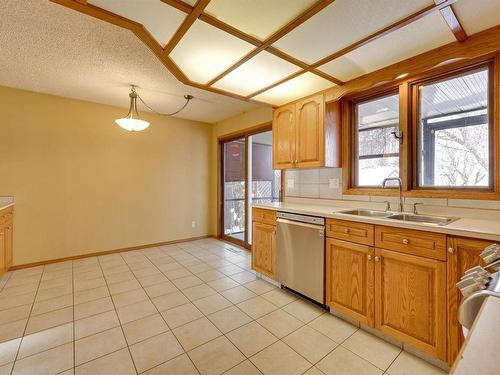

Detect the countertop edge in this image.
[0,203,14,211]
[450,297,500,375]
[252,202,500,241]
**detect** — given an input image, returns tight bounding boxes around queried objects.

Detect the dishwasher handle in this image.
[277,218,325,235]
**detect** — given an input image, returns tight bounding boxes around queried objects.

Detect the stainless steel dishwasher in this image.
[276,211,325,304]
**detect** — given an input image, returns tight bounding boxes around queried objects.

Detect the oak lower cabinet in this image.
[0,206,13,277]
[375,248,447,360]
[446,236,492,364]
[251,208,276,280]
[326,238,374,326]
[326,221,448,361]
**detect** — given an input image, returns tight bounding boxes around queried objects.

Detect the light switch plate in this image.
[329,178,339,189]
[287,179,295,189]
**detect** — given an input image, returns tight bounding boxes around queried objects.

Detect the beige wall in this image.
[0,86,212,266]
[209,107,273,235]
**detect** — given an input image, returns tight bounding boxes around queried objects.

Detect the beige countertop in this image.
[253,201,500,241]
[450,297,500,375]
[0,197,14,210]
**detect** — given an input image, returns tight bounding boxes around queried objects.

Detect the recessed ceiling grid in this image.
[47,0,492,106]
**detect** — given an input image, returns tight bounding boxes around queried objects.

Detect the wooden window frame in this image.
[343,53,500,200]
[343,84,409,196]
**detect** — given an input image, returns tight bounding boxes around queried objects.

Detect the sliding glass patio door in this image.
[221,128,280,248]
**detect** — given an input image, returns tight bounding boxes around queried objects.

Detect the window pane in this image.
[355,93,400,187]
[418,68,490,187]
[223,139,245,241]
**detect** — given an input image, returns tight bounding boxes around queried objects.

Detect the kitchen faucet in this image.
[382,177,404,212]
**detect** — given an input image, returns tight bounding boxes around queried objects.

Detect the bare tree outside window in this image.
[355,93,400,187]
[418,68,490,188]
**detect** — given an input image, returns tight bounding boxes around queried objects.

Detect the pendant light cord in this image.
[133,87,194,116]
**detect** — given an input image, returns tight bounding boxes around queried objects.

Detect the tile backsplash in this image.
[285,168,500,213]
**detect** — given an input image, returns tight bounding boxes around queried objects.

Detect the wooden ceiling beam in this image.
[49,0,270,106]
[434,0,467,42]
[162,0,211,55]
[160,0,192,14]
[160,0,343,85]
[245,0,459,98]
[204,0,336,86]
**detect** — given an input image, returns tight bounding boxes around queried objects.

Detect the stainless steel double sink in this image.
[339,209,458,226]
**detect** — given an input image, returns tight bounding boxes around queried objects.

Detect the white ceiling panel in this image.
[213,51,300,96]
[318,12,455,82]
[204,0,317,41]
[170,20,255,84]
[453,0,500,35]
[253,72,334,106]
[273,0,433,64]
[89,0,185,47]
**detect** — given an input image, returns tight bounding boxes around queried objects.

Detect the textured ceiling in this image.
[0,0,261,124]
[1,0,499,120]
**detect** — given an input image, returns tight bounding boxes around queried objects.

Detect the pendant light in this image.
[115,86,193,132]
[115,87,149,132]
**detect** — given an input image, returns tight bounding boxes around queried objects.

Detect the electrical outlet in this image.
[287,179,295,188]
[329,178,339,189]
[191,221,196,228]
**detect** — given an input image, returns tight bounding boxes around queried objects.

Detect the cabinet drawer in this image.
[0,207,13,226]
[252,208,276,226]
[375,226,446,261]
[326,219,374,246]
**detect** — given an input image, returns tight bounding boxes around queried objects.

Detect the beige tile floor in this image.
[0,238,448,375]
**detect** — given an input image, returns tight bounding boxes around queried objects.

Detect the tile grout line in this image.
[8,265,44,375]
[96,253,140,375]
[71,258,76,373]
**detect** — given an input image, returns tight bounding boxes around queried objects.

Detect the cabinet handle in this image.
[343,228,350,234]
[448,247,455,254]
[367,254,373,261]
[374,256,381,262]
[402,238,409,245]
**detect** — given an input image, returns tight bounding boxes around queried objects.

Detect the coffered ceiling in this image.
[10,0,500,110]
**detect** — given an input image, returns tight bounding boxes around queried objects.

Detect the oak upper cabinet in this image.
[272,94,341,169]
[295,95,325,168]
[326,238,374,326]
[446,236,491,364]
[375,248,447,361]
[272,103,296,169]
[252,208,276,280]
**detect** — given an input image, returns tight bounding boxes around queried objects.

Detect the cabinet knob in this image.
[374,256,381,262]
[448,247,455,254]
[402,238,409,245]
[343,228,350,234]
[367,254,373,261]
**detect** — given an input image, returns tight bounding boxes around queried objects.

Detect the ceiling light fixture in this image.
[115,86,193,132]
[395,73,408,80]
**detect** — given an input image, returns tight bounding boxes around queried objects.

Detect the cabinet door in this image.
[0,229,5,276]
[4,223,12,270]
[447,236,491,364]
[272,104,295,169]
[295,95,324,168]
[326,239,374,326]
[252,222,276,279]
[375,248,446,360]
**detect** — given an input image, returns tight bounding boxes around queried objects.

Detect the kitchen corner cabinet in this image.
[326,238,374,326]
[0,206,13,276]
[251,208,276,280]
[446,236,492,364]
[272,95,341,169]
